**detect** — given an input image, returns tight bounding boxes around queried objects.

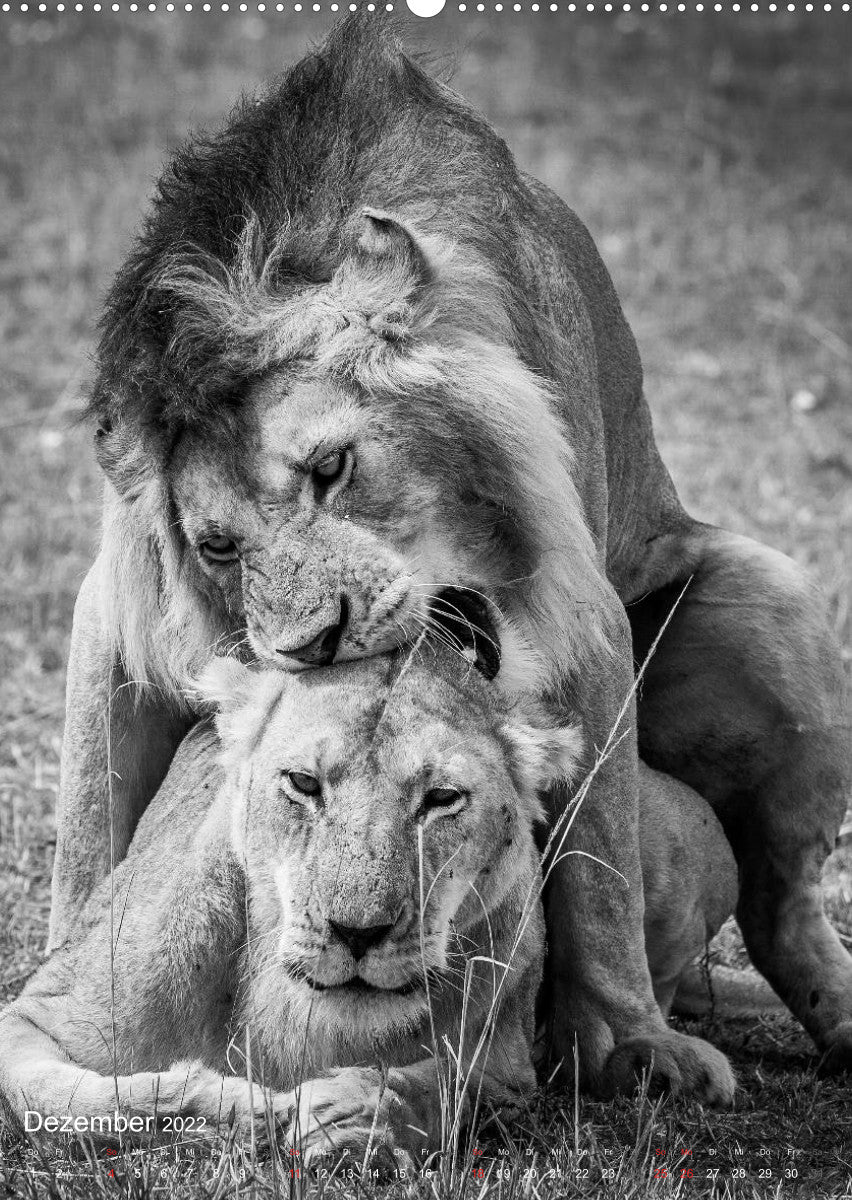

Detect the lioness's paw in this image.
[287,1069,420,1173]
[818,1022,852,1074]
[603,1031,735,1107]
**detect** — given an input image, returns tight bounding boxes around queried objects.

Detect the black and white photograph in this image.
[1,8,850,1196]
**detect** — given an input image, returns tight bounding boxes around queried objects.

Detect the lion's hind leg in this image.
[631,527,852,1067]
[0,1004,293,1146]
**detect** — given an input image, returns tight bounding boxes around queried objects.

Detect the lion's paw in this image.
[287,1069,419,1174]
[603,1031,735,1107]
[818,1022,852,1075]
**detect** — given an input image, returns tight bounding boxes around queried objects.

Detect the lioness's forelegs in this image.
[632,527,852,1066]
[49,558,191,951]
[5,809,293,1146]
[0,1005,294,1145]
[287,952,541,1167]
[543,613,735,1104]
[290,1022,537,1169]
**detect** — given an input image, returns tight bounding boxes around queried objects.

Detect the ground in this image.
[1,11,851,1199]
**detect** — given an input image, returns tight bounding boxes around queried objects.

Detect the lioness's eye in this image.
[199,536,238,564]
[423,787,466,812]
[284,770,321,798]
[312,450,347,485]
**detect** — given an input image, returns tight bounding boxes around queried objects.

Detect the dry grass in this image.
[1,12,851,1198]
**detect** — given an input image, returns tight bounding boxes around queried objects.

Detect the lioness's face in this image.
[206,650,580,1036]
[171,370,468,670]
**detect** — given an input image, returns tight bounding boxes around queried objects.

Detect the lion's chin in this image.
[332,630,405,664]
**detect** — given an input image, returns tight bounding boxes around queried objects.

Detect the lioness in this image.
[2,640,736,1162]
[51,15,851,1091]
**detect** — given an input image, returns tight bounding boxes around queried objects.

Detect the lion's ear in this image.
[193,657,257,715]
[94,416,159,500]
[357,207,433,291]
[502,720,585,795]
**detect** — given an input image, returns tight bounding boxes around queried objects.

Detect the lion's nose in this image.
[328,919,395,960]
[277,597,349,666]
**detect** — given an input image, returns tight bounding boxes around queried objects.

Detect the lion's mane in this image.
[91,16,620,704]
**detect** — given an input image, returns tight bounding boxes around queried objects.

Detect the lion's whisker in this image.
[411,581,506,612]
[413,609,469,654]
[426,596,502,656]
[410,613,471,666]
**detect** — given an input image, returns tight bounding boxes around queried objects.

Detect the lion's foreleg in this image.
[49,559,191,951]
[542,621,735,1104]
[543,709,661,1070]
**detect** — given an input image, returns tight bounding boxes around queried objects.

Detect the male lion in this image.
[3,638,737,1163]
[50,16,852,1092]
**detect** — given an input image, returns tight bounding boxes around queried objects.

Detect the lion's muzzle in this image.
[275,597,349,666]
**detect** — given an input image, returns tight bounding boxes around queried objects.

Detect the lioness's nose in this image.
[328,919,394,960]
[277,598,348,666]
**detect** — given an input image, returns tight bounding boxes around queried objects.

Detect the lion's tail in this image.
[672,962,786,1019]
[0,1003,288,1143]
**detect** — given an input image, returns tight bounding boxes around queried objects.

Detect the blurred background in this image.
[1,14,851,981]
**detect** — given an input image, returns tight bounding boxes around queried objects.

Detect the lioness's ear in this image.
[193,658,289,765]
[193,656,256,715]
[357,207,433,291]
[503,721,585,794]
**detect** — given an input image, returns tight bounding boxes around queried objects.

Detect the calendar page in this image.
[1,7,850,1197]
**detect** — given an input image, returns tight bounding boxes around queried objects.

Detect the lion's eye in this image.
[312,450,348,486]
[422,787,466,814]
[284,770,321,798]
[199,536,238,564]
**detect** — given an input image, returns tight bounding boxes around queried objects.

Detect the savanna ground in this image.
[1,11,852,1198]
